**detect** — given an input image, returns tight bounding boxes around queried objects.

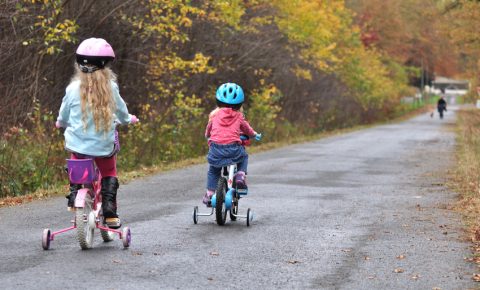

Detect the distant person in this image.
[437,96,447,119]
[56,38,138,228]
[202,83,262,206]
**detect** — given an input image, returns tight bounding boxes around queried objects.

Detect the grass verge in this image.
[450,108,480,269]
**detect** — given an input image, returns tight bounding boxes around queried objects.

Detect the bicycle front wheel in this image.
[215,178,227,225]
[76,193,94,249]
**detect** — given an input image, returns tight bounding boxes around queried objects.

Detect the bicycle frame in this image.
[195,164,236,218]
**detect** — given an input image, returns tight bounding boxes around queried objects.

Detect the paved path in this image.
[0,107,475,289]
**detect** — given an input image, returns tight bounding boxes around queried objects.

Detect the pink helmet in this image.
[75,38,115,72]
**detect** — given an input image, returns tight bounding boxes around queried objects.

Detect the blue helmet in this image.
[215,83,244,105]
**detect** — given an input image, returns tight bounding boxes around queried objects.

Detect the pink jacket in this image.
[205,108,256,145]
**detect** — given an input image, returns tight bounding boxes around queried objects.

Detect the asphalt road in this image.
[0,106,476,289]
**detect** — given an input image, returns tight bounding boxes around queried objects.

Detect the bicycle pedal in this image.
[105,217,121,229]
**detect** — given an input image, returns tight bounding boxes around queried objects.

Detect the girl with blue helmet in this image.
[203,83,262,205]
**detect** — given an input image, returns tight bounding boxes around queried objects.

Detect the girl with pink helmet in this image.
[56,38,138,229]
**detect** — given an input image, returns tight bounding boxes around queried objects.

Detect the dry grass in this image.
[0,185,65,207]
[450,108,480,268]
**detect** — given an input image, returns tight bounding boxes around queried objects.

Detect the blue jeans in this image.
[206,143,248,191]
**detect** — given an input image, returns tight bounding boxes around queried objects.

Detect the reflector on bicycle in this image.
[67,159,96,184]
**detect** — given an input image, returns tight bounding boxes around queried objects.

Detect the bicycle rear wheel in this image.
[229,194,238,221]
[215,178,227,225]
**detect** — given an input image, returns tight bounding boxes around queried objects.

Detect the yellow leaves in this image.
[271,0,356,73]
[174,94,204,123]
[40,20,78,55]
[129,1,203,42]
[22,0,78,55]
[292,66,312,81]
[180,16,192,27]
[247,84,282,134]
[443,1,480,78]
[208,0,246,30]
[149,52,215,82]
[191,53,216,74]
[268,0,408,111]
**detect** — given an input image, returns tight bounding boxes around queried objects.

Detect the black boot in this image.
[66,184,82,210]
[101,176,121,228]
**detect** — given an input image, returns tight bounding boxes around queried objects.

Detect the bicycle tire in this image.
[229,195,238,221]
[76,193,94,249]
[215,178,227,225]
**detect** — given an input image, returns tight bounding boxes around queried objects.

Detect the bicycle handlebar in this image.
[240,133,262,146]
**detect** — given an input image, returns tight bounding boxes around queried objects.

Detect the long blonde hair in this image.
[73,65,117,132]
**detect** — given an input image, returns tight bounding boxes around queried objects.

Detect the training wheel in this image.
[193,206,198,224]
[42,228,51,250]
[246,208,253,227]
[122,227,131,248]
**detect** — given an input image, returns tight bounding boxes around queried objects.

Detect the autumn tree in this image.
[442,0,480,81]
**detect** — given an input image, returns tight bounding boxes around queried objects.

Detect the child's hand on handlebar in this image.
[55,121,62,128]
[130,115,139,124]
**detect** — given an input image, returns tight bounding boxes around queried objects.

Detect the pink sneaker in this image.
[202,190,214,207]
[235,171,247,189]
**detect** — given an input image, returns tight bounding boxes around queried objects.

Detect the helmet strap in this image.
[79,64,101,73]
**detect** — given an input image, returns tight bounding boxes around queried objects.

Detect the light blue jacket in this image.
[57,80,132,157]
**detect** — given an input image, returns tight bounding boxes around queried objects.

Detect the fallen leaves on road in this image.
[472,273,480,282]
[287,260,301,264]
[474,229,480,242]
[364,256,371,260]
[367,275,376,279]
[431,182,444,186]
[0,187,62,208]
[396,254,406,260]
[0,195,34,207]
[131,251,143,256]
[341,248,352,253]
[112,260,122,264]
[207,277,214,281]
[411,274,420,280]
[210,251,219,256]
[394,268,404,273]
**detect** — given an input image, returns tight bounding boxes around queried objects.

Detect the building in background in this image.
[430,76,470,104]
